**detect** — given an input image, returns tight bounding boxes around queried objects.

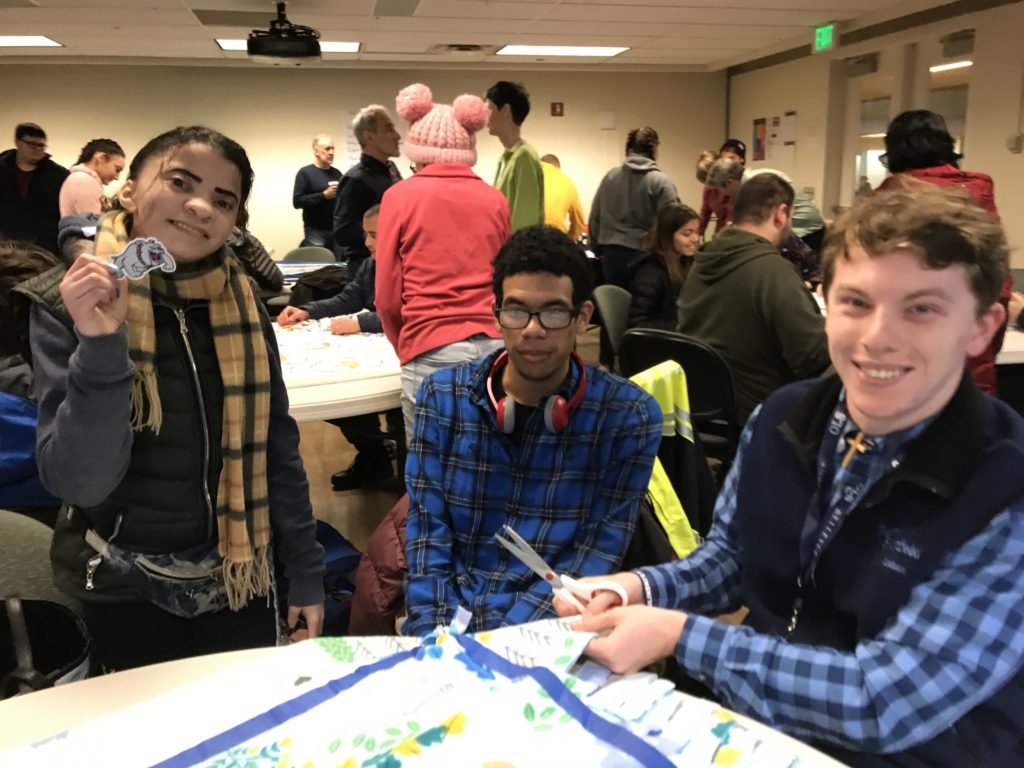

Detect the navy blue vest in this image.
[737,374,1024,767]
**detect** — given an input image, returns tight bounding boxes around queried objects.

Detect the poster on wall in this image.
[339,110,362,166]
[782,111,797,146]
[752,118,767,161]
[767,116,781,160]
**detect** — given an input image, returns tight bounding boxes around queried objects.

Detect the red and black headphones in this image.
[486,350,587,434]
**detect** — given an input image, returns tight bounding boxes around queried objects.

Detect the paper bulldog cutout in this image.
[109,238,176,280]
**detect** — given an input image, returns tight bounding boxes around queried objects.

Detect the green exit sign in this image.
[814,23,836,53]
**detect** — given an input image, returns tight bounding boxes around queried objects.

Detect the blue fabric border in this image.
[150,646,419,768]
[153,633,675,768]
[452,633,674,768]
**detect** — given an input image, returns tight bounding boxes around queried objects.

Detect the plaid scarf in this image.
[95,211,272,610]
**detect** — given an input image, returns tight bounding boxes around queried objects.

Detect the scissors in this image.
[494,524,629,614]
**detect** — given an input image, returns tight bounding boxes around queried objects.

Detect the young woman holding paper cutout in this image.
[21,126,324,671]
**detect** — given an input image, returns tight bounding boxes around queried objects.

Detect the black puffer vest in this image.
[48,297,226,602]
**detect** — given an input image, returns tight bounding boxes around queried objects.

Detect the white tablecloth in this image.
[274,319,402,421]
[1,620,845,767]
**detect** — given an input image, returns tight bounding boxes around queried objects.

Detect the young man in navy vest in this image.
[558,186,1024,767]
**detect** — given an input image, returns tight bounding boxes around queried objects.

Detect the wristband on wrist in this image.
[634,570,653,607]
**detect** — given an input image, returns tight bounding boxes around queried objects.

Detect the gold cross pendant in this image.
[842,431,874,468]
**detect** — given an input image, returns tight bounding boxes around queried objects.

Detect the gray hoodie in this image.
[589,155,678,250]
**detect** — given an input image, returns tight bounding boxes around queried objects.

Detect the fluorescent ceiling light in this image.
[929,60,972,72]
[0,36,62,47]
[860,133,886,138]
[216,39,247,51]
[497,45,627,57]
[319,41,359,53]
[216,39,359,53]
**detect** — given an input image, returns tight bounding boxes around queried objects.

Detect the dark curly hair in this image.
[492,225,593,307]
[883,110,961,174]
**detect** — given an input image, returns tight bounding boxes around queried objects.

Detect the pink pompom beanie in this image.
[395,83,489,167]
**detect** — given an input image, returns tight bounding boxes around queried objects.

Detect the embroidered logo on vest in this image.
[877,525,923,575]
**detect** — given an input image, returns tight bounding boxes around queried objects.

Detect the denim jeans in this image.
[401,334,504,437]
[301,226,338,258]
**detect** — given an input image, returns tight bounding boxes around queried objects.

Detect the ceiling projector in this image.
[247,2,321,63]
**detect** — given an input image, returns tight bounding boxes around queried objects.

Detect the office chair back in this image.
[592,284,632,357]
[282,246,336,263]
[620,328,740,464]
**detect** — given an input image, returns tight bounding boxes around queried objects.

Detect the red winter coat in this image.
[349,495,408,636]
[374,164,510,365]
[878,166,1009,395]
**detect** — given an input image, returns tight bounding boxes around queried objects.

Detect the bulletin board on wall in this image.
[752,111,797,164]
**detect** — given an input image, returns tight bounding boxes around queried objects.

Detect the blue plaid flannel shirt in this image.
[405,352,661,636]
[637,403,1024,753]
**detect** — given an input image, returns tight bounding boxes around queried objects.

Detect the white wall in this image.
[963,4,1024,265]
[0,65,724,256]
[729,56,832,207]
[728,3,1024,264]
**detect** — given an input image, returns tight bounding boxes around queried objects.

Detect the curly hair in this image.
[883,110,960,174]
[492,226,593,307]
[821,185,1007,314]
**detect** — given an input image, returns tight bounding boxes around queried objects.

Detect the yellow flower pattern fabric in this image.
[16,620,814,768]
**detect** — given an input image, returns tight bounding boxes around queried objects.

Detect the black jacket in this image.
[332,154,400,265]
[627,251,679,331]
[17,265,325,607]
[227,228,284,292]
[0,149,69,254]
[302,256,381,333]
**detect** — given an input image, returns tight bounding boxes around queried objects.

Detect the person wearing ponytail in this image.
[375,83,512,437]
[19,126,325,671]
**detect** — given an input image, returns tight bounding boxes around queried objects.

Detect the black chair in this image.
[619,328,740,479]
[592,284,632,372]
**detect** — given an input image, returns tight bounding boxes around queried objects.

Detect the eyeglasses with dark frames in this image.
[494,306,579,330]
[18,138,47,150]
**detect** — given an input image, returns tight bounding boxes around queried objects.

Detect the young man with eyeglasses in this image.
[0,122,69,255]
[403,225,661,636]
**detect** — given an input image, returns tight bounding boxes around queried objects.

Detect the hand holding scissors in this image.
[495,524,629,614]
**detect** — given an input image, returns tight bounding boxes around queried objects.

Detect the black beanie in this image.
[719,138,746,160]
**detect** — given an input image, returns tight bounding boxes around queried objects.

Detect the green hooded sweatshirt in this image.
[677,227,830,425]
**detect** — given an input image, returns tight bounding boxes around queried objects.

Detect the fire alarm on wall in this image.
[551,102,564,117]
